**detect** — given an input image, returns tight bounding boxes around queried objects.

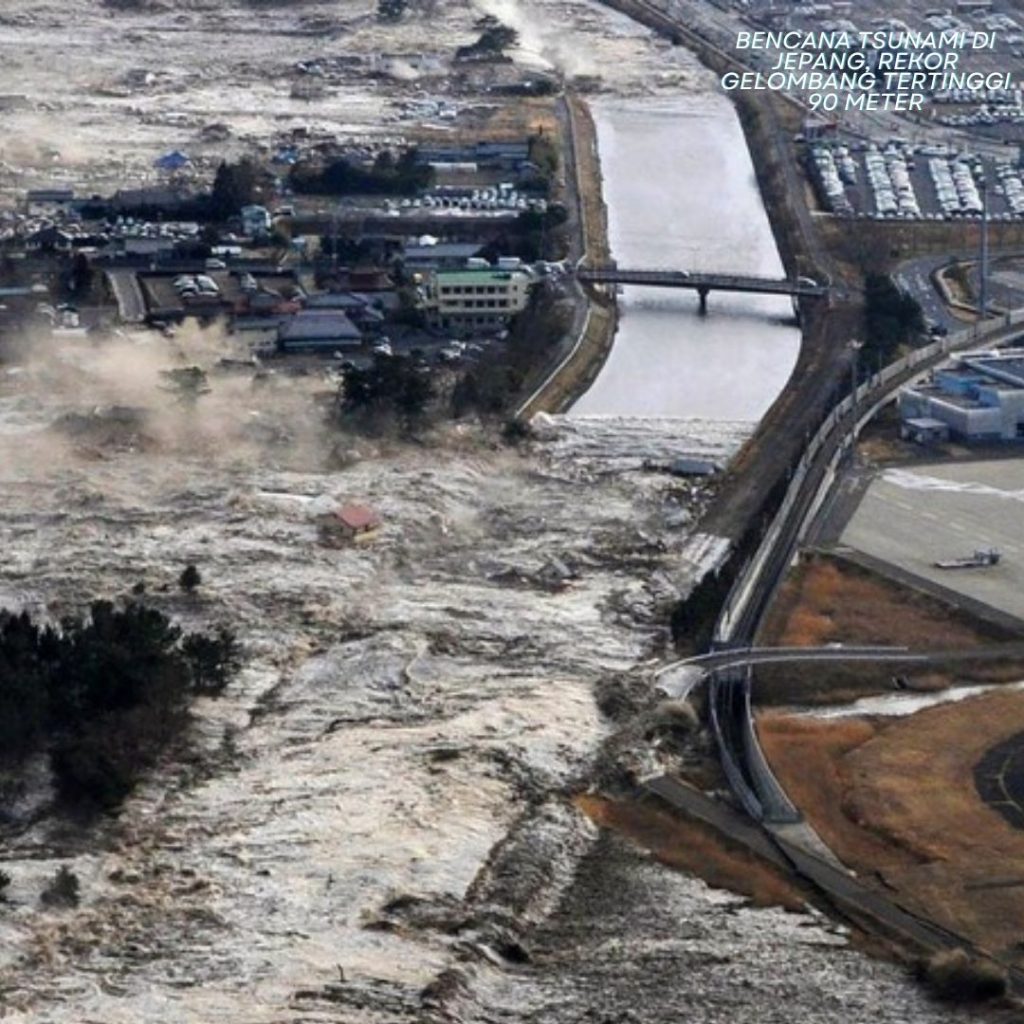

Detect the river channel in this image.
[572,92,802,423]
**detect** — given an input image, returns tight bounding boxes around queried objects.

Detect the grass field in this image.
[760,691,1024,965]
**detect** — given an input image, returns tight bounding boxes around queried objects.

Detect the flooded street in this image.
[573,93,801,425]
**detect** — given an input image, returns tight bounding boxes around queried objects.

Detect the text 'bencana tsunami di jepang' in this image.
[722,28,1009,114]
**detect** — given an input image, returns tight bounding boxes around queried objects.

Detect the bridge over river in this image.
[575,266,829,314]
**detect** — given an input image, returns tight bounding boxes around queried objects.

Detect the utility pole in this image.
[979,175,989,323]
[332,203,340,278]
[848,338,863,459]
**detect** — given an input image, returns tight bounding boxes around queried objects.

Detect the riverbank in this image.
[516,93,618,419]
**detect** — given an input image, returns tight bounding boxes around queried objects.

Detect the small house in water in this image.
[321,503,382,544]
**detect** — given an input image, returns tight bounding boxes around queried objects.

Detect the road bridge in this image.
[575,266,828,314]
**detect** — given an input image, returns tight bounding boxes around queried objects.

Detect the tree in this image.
[456,19,519,59]
[339,353,435,429]
[40,866,79,909]
[863,273,925,371]
[0,600,240,809]
[378,0,407,20]
[210,159,256,220]
[71,252,93,297]
[183,628,240,696]
[179,564,202,593]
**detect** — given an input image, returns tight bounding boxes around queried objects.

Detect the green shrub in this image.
[919,949,1008,1003]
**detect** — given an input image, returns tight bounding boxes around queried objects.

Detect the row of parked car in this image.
[808,139,1024,220]
[928,157,983,217]
[866,147,922,220]
[172,274,220,298]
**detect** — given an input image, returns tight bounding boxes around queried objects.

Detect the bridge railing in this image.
[707,673,764,820]
[576,267,827,295]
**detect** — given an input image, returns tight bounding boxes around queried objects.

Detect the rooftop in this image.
[403,242,484,260]
[436,268,527,286]
[334,503,381,531]
[278,310,361,343]
[905,416,950,430]
[966,355,1024,389]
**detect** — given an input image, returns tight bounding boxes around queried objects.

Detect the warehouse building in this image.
[899,350,1024,441]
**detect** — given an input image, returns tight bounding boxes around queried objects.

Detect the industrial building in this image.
[899,349,1024,440]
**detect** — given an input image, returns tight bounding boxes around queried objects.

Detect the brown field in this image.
[761,555,1007,650]
[760,691,1024,964]
[426,96,558,143]
[756,555,1024,705]
[576,794,808,911]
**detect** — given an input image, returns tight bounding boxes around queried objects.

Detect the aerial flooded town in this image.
[5,0,1024,1021]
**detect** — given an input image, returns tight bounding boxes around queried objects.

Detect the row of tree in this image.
[290,148,434,198]
[0,600,239,808]
[862,273,925,375]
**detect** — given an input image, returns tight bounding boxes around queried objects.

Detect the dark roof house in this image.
[277,310,362,352]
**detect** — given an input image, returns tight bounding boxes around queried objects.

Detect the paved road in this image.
[674,641,1024,673]
[893,257,959,333]
[105,268,146,324]
[515,92,593,417]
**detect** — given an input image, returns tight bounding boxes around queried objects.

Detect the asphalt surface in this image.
[893,256,961,331]
[841,459,1024,626]
[105,268,146,324]
[975,731,1024,830]
[679,641,1024,673]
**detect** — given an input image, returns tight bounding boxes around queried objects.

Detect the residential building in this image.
[321,503,382,544]
[416,141,531,172]
[25,189,74,217]
[305,291,386,333]
[25,224,75,252]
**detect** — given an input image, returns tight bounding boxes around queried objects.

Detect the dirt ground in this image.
[760,690,1024,968]
[756,554,1024,705]
[576,793,808,911]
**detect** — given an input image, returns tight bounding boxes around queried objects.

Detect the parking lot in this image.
[808,137,1024,220]
[840,459,1024,625]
